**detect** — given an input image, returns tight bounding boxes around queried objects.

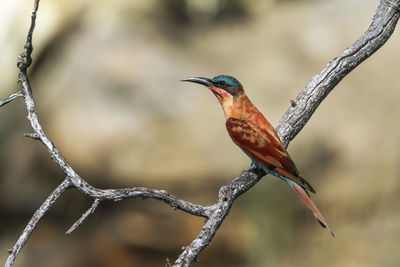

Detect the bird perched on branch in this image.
[182,75,333,236]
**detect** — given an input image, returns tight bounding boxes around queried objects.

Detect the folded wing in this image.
[226,118,315,193]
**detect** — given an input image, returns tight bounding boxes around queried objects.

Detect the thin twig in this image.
[23,132,40,140]
[66,198,101,235]
[17,0,40,72]
[0,92,23,107]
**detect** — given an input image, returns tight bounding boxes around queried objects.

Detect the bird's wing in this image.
[226,118,315,193]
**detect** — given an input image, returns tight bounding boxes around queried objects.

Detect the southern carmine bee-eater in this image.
[182,75,333,236]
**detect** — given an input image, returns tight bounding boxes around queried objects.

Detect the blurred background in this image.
[1,0,399,266]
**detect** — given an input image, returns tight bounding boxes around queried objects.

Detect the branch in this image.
[276,0,400,146]
[5,3,211,265]
[66,198,101,235]
[5,179,71,267]
[0,92,23,107]
[3,0,399,267]
[16,0,39,72]
[173,170,265,266]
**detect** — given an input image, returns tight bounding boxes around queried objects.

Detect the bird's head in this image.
[182,75,244,111]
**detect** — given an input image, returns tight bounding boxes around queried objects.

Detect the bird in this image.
[182,75,333,236]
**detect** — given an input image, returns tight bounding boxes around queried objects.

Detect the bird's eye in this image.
[218,81,226,86]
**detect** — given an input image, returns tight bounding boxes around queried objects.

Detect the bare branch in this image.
[5,0,211,264]
[17,0,40,72]
[276,0,400,146]
[23,132,40,140]
[5,179,211,266]
[5,179,71,267]
[0,92,23,107]
[66,198,101,235]
[173,170,264,266]
[63,183,212,221]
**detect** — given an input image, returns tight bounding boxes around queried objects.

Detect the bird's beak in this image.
[181,77,213,87]
[181,77,231,102]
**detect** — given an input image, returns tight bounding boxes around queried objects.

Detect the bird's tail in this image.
[286,180,334,236]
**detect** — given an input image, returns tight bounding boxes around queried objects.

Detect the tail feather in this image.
[286,180,334,236]
[274,168,316,193]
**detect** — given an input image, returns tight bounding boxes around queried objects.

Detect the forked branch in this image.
[2,0,399,266]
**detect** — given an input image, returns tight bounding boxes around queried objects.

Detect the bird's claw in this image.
[243,163,257,172]
[242,163,267,177]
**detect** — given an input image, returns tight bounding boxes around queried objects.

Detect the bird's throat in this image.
[221,92,253,120]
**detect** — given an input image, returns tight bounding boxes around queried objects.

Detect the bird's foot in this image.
[242,163,265,176]
[243,163,257,172]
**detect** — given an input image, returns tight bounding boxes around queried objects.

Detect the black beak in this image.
[181,77,213,87]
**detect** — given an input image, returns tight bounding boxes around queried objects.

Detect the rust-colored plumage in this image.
[182,75,333,236]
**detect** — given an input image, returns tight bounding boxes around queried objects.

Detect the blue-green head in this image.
[181,75,243,97]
